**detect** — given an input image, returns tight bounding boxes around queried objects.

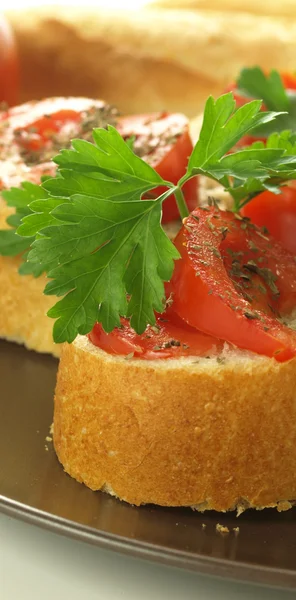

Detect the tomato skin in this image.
[280,73,296,90]
[155,130,198,222]
[171,207,296,362]
[89,309,222,360]
[117,113,198,223]
[0,16,18,106]
[242,186,296,255]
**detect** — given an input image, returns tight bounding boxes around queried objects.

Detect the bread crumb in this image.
[45,445,49,452]
[236,500,249,516]
[216,523,229,535]
[277,501,293,512]
[50,423,54,435]
[202,523,207,529]
[45,436,52,442]
[233,526,240,535]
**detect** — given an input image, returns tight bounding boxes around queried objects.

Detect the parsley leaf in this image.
[0,228,31,256]
[236,67,296,135]
[20,126,178,341]
[37,190,178,342]
[0,182,49,261]
[186,93,281,174]
[178,94,296,211]
[181,94,288,206]
[229,131,296,209]
[237,67,289,111]
[53,126,164,190]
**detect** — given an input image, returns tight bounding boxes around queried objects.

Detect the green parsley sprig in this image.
[1,93,296,342]
[236,66,296,136]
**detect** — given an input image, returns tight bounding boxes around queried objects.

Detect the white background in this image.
[0,512,295,600]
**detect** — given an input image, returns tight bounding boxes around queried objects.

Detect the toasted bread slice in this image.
[53,335,296,511]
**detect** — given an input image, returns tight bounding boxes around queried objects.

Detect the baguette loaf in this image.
[53,335,296,511]
[6,5,296,117]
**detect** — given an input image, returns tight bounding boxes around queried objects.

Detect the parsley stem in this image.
[174,186,189,219]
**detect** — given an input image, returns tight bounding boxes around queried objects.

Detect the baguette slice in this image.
[54,335,296,511]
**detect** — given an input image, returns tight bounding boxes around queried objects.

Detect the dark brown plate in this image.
[1,340,296,590]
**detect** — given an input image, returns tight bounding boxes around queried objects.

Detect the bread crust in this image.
[6,6,296,117]
[54,335,296,510]
[0,253,60,356]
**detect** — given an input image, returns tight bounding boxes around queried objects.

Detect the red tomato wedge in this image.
[281,73,296,90]
[89,309,222,360]
[241,186,296,255]
[117,113,198,222]
[171,207,296,362]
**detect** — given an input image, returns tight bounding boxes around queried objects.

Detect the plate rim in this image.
[1,494,296,591]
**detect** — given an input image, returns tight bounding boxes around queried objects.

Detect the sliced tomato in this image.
[89,309,222,360]
[280,73,296,91]
[241,185,296,255]
[170,207,296,362]
[117,113,198,222]
[0,16,18,106]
